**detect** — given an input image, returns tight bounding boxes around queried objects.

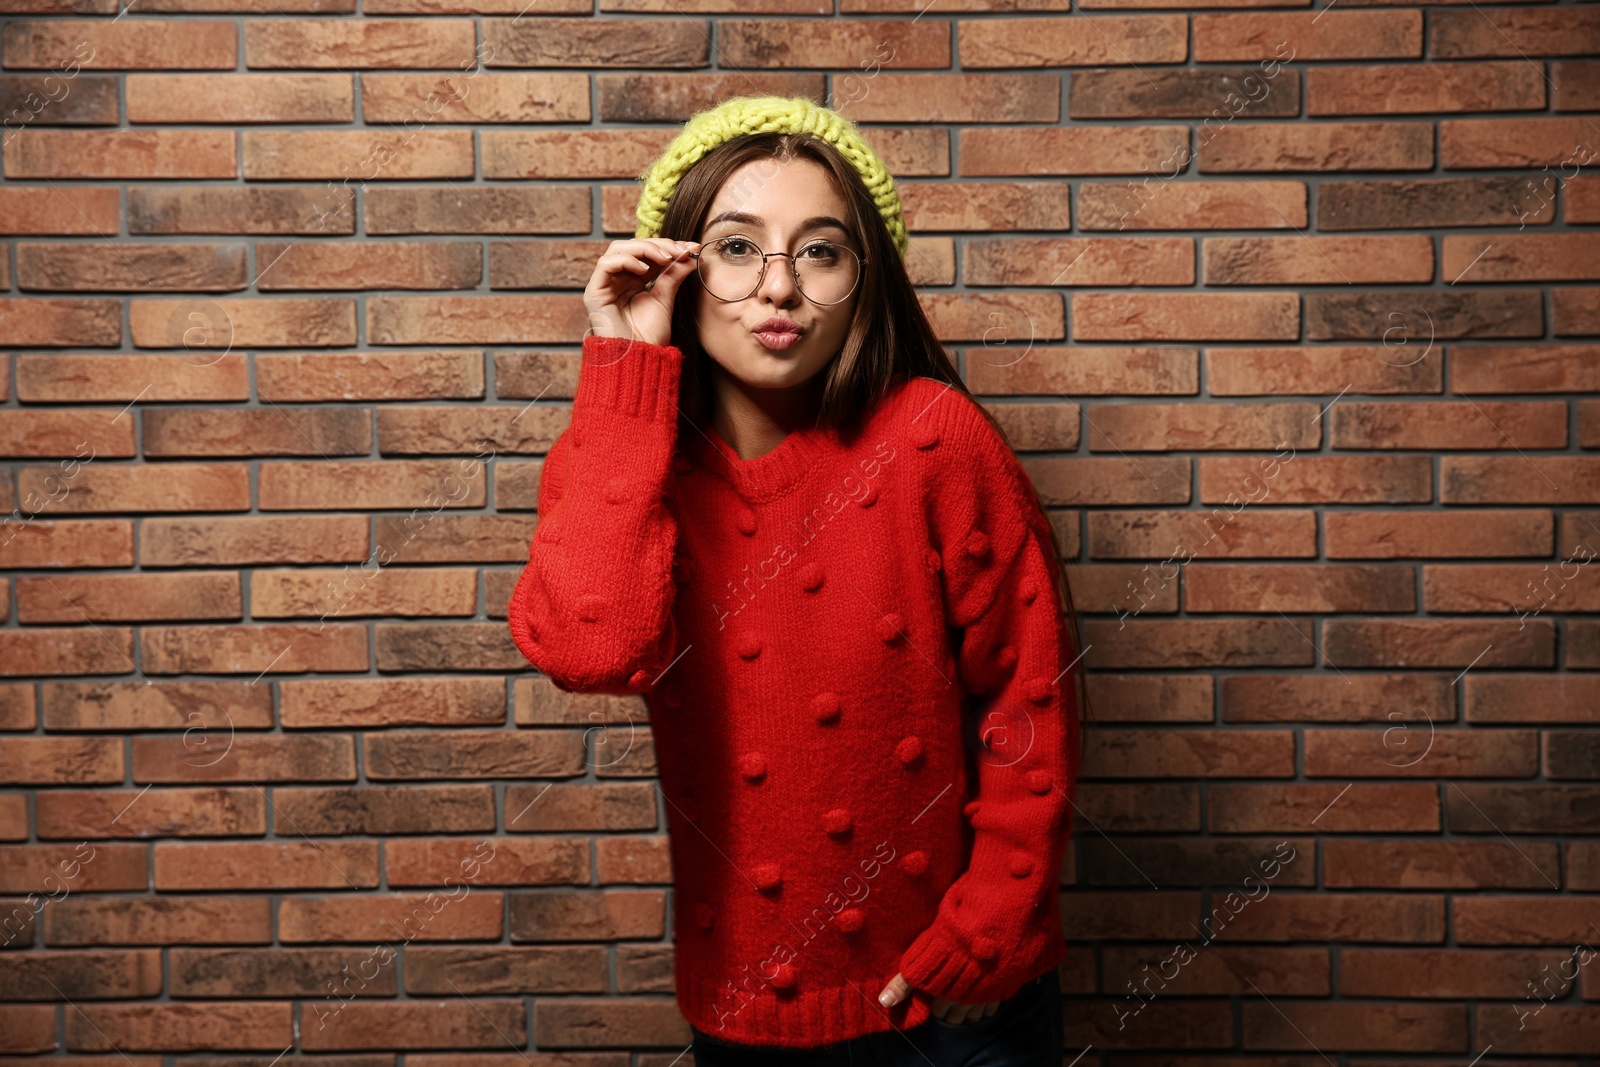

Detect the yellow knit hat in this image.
[633,95,910,258]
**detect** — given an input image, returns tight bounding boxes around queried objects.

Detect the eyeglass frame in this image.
[686,235,868,306]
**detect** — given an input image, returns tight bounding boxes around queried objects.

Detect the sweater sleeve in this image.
[506,334,684,695]
[897,404,1082,1005]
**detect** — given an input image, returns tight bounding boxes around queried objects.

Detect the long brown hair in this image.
[655,130,1095,729]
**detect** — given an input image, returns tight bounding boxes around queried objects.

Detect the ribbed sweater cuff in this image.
[898,912,1066,1006]
[573,333,684,424]
[898,922,995,1003]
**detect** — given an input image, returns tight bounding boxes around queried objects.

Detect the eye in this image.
[717,237,756,257]
[801,242,840,261]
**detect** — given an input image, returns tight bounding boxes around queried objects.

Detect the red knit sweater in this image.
[507,334,1081,1049]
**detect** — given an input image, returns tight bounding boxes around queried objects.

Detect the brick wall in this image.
[2,1,1599,1060]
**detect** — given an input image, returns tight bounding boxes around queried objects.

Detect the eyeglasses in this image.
[689,236,865,306]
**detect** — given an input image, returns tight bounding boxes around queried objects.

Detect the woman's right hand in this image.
[583,237,701,349]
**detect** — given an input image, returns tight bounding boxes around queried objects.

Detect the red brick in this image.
[1324,618,1554,668]
[126,73,353,123]
[0,187,120,235]
[255,351,485,401]
[1218,891,1446,943]
[1452,343,1600,395]
[46,895,272,945]
[131,734,356,783]
[1222,675,1452,726]
[0,519,135,569]
[1195,11,1421,61]
[1440,116,1600,168]
[249,566,473,617]
[279,676,505,728]
[0,299,121,346]
[129,297,356,347]
[1431,7,1600,58]
[1068,675,1203,726]
[1478,1004,1600,1054]
[1103,944,1329,996]
[258,459,487,510]
[41,680,273,731]
[1085,727,1295,777]
[16,571,241,623]
[1343,947,1566,997]
[1242,1000,1465,1052]
[8,130,235,179]
[154,842,377,891]
[0,627,134,677]
[1201,121,1433,172]
[66,1002,293,1050]
[1327,510,1552,559]
[1210,783,1439,832]
[385,836,587,888]
[1465,674,1600,723]
[1088,507,1315,561]
[0,737,122,785]
[1325,839,1559,889]
[364,730,586,780]
[1308,61,1544,115]
[139,623,368,674]
[365,71,587,124]
[1058,889,1198,941]
[1306,727,1538,778]
[139,515,369,566]
[1448,784,1600,834]
[272,784,495,836]
[837,73,1059,123]
[1066,997,1231,1047]
[0,409,134,460]
[1203,235,1433,284]
[0,843,146,894]
[403,944,606,994]
[1455,895,1599,943]
[143,407,370,458]
[278,891,504,943]
[245,19,476,68]
[15,353,249,402]
[16,241,247,291]
[1077,782,1199,831]
[1074,292,1297,341]
[37,787,265,839]
[2,20,235,69]
[1185,562,1414,613]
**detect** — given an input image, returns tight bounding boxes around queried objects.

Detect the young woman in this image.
[508,95,1090,1066]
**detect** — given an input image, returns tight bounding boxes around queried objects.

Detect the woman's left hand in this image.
[877,972,1001,1024]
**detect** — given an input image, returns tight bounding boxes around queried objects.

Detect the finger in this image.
[877,973,908,1008]
[595,244,683,283]
[608,238,699,264]
[596,254,653,278]
[646,250,698,300]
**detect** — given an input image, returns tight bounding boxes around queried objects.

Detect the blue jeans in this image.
[689,968,1064,1066]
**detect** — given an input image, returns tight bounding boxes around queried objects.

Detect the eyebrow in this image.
[703,211,853,237]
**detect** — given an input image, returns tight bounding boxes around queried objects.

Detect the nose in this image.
[756,254,802,307]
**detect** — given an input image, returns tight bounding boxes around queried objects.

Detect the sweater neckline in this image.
[683,415,835,502]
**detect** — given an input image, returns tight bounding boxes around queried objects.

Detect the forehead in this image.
[704,156,850,230]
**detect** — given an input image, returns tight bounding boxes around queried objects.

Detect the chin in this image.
[729,359,810,390]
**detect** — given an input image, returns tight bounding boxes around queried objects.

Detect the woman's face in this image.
[692,156,862,393]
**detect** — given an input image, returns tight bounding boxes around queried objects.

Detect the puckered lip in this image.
[752,316,804,336]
